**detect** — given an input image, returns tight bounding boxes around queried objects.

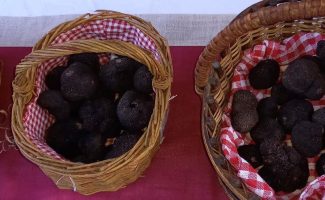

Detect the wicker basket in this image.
[195,0,325,199]
[12,11,172,195]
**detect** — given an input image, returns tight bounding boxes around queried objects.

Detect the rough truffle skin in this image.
[75,132,106,163]
[45,120,82,160]
[104,134,141,159]
[259,138,287,166]
[61,62,99,101]
[316,154,325,176]
[99,57,139,93]
[292,121,324,157]
[231,110,259,133]
[277,99,314,132]
[317,40,325,58]
[304,74,325,100]
[312,108,325,126]
[117,90,154,131]
[37,90,71,120]
[283,58,319,94]
[250,118,285,144]
[271,83,296,105]
[133,65,153,94]
[68,53,100,72]
[232,90,258,111]
[45,66,67,90]
[78,97,117,133]
[248,59,280,89]
[237,144,262,168]
[257,97,278,119]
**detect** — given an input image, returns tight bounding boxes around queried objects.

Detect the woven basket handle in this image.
[195,0,325,94]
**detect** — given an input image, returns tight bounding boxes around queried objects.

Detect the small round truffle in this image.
[68,53,100,72]
[292,121,324,157]
[237,144,262,168]
[271,83,296,105]
[231,110,259,133]
[99,57,139,93]
[277,99,314,132]
[79,97,117,133]
[304,74,325,100]
[45,120,82,160]
[312,108,325,126]
[37,90,71,120]
[257,97,278,119]
[61,62,98,101]
[45,66,67,90]
[232,90,258,111]
[248,59,280,89]
[117,90,154,131]
[283,58,319,94]
[133,65,153,94]
[250,118,285,144]
[316,154,325,176]
[104,133,141,159]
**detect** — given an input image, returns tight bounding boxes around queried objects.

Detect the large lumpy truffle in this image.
[316,153,325,176]
[248,59,280,89]
[45,66,67,90]
[78,97,117,133]
[292,121,324,157]
[61,62,98,101]
[271,83,296,105]
[45,120,82,160]
[37,90,70,120]
[250,118,285,144]
[133,65,153,94]
[68,53,100,72]
[259,138,287,166]
[237,144,262,168]
[99,57,139,92]
[257,97,278,119]
[277,99,314,132]
[282,58,319,94]
[117,90,154,131]
[104,133,141,159]
[312,108,325,126]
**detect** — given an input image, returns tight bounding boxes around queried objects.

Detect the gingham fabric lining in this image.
[220,32,325,199]
[23,18,159,160]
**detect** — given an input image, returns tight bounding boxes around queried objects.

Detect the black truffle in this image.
[231,110,259,133]
[292,121,324,157]
[237,144,262,168]
[248,59,280,89]
[317,40,325,58]
[99,57,139,93]
[37,90,70,120]
[282,58,319,94]
[78,97,117,133]
[271,83,296,105]
[232,90,258,111]
[250,118,285,144]
[277,99,314,132]
[75,132,106,163]
[68,53,100,72]
[258,166,280,191]
[61,62,99,101]
[45,66,67,90]
[133,65,153,94]
[312,108,325,126]
[117,90,154,131]
[45,120,82,160]
[304,74,325,100]
[316,154,325,176]
[257,97,278,119]
[259,138,287,166]
[104,133,141,159]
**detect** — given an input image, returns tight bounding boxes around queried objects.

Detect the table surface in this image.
[0,47,228,200]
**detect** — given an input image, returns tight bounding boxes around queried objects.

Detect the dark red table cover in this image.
[0,47,228,200]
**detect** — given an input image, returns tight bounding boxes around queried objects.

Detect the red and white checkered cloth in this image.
[220,32,325,199]
[23,18,159,160]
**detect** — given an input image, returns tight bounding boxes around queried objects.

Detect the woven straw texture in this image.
[11,10,172,195]
[195,0,325,199]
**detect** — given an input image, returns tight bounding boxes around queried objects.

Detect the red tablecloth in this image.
[0,47,228,200]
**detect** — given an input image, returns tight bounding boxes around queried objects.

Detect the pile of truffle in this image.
[37,53,154,163]
[232,40,325,193]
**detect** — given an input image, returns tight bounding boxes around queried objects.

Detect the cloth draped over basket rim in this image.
[11,10,173,195]
[195,0,325,199]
